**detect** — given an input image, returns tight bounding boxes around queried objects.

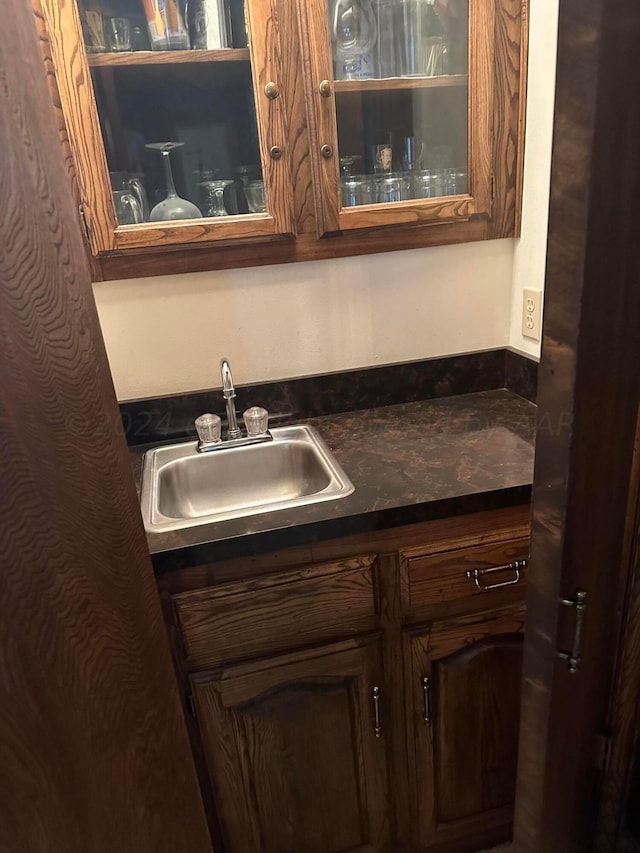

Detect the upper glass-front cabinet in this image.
[37,0,526,267]
[40,0,295,254]
[299,0,493,236]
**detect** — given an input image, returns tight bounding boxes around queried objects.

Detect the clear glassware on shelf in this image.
[331,0,377,80]
[145,142,203,222]
[199,179,234,216]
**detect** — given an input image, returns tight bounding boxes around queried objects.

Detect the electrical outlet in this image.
[522,287,542,341]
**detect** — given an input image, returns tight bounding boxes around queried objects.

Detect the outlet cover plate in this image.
[522,287,542,341]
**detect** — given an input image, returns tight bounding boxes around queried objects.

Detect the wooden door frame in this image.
[513,0,640,849]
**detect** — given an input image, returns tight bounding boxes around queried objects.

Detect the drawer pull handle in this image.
[466,559,527,592]
[422,676,432,725]
[372,686,382,738]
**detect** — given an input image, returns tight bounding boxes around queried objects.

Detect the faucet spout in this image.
[220,358,242,439]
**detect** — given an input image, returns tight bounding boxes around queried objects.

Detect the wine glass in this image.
[332,0,377,80]
[145,142,202,222]
[199,179,234,217]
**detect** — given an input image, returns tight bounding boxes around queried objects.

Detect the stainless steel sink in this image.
[140,424,354,533]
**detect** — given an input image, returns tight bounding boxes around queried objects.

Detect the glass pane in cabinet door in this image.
[76,0,267,225]
[330,0,469,208]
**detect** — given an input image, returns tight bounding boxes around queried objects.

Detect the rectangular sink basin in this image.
[140,424,354,533]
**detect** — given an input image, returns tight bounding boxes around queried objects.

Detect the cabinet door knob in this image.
[269,146,283,160]
[320,144,333,159]
[319,79,331,97]
[264,82,279,100]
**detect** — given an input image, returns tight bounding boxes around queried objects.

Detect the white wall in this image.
[94,239,513,400]
[93,2,560,401]
[509,0,559,357]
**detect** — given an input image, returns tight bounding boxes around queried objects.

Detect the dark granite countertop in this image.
[132,389,536,570]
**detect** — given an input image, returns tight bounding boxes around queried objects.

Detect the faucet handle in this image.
[243,406,269,437]
[195,413,221,446]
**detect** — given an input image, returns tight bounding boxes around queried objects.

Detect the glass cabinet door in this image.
[41,0,294,255]
[299,0,493,236]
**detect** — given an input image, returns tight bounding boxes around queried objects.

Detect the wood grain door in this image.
[511,0,640,850]
[405,604,526,849]
[191,636,390,853]
[36,0,295,255]
[296,0,525,237]
[0,2,213,849]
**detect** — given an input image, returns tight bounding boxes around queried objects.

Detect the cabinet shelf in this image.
[334,74,468,93]
[87,48,250,68]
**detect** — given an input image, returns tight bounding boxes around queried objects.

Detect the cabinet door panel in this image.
[192,636,390,853]
[39,0,295,255]
[435,634,523,822]
[406,604,525,848]
[297,0,501,236]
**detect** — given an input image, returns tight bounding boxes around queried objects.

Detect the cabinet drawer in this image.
[401,537,529,620]
[174,555,377,670]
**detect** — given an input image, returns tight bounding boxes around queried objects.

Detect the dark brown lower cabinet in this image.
[405,604,526,850]
[190,635,390,853]
[166,508,532,852]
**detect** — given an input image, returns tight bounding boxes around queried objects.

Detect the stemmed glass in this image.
[145,142,202,221]
[332,0,377,80]
[199,179,234,217]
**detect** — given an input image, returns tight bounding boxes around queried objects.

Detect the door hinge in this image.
[78,204,91,244]
[594,733,612,774]
[490,175,496,202]
[185,687,197,719]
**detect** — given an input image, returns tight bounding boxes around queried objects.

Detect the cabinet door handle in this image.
[372,686,382,738]
[422,676,432,725]
[557,590,588,674]
[466,559,527,592]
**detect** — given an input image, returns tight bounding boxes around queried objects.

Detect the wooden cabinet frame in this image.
[37,0,295,256]
[298,0,495,236]
[33,0,527,278]
[158,507,532,852]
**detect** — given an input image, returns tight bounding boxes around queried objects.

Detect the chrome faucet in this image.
[220,357,242,439]
[194,358,271,452]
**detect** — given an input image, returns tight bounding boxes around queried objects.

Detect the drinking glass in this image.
[113,191,144,224]
[375,0,402,77]
[402,0,445,76]
[332,0,377,80]
[106,17,131,52]
[110,171,149,220]
[412,170,435,198]
[445,168,468,194]
[199,179,233,216]
[341,175,373,207]
[374,174,402,203]
[145,142,203,222]
[397,136,424,172]
[245,181,267,213]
